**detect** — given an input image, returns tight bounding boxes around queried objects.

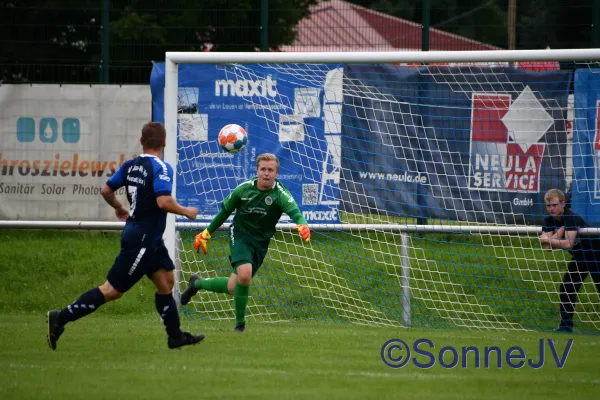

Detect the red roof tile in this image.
[282,0,500,52]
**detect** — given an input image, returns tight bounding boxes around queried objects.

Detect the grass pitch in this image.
[1,229,599,399]
[1,315,599,400]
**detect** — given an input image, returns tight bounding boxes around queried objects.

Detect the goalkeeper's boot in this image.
[47,309,65,351]
[233,322,246,333]
[168,331,206,349]
[180,274,200,306]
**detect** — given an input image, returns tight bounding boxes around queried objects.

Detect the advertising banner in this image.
[150,63,342,224]
[571,69,600,225]
[0,85,150,220]
[340,65,571,225]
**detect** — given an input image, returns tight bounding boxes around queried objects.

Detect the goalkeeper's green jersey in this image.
[207,178,307,242]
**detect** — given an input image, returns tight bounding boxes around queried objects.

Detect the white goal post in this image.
[161,48,600,332]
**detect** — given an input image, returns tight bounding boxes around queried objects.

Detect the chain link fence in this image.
[1,1,597,84]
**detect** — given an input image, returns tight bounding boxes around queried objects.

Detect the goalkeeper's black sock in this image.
[57,287,106,325]
[155,292,182,338]
[198,277,230,293]
[234,282,250,326]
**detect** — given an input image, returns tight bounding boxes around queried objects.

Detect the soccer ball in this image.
[218,124,248,153]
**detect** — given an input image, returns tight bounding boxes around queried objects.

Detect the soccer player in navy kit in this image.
[180,153,311,332]
[47,122,205,350]
[539,188,600,332]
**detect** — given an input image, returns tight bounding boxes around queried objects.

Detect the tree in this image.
[517,0,593,49]
[0,0,319,83]
[357,0,507,48]
[345,0,593,50]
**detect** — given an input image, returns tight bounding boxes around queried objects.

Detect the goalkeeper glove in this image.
[295,224,311,242]
[193,229,211,254]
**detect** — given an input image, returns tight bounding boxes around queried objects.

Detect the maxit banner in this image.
[150,63,343,224]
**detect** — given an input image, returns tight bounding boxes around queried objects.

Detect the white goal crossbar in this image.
[159,48,600,332]
[163,48,600,263]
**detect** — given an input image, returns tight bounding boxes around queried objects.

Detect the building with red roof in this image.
[281,0,500,52]
[280,0,558,70]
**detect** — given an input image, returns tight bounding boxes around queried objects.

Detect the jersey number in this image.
[128,186,137,216]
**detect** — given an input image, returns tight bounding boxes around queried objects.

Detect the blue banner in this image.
[150,63,342,223]
[340,65,572,225]
[572,69,600,225]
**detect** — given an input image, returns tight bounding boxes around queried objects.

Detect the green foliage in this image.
[348,0,593,50]
[107,0,311,53]
[0,0,318,82]
[518,0,593,49]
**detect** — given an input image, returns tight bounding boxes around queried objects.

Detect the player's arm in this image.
[156,195,197,220]
[282,193,310,242]
[102,162,129,221]
[153,162,197,220]
[547,226,565,239]
[193,188,240,254]
[208,186,241,232]
[540,228,578,250]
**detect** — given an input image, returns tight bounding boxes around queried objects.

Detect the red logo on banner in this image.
[469,88,551,193]
[471,94,510,143]
[594,100,600,199]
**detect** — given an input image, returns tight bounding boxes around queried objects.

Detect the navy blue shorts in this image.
[107,243,175,293]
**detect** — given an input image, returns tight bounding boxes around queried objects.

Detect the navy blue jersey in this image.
[106,154,173,250]
[543,209,600,262]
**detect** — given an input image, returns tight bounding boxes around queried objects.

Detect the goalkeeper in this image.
[181,153,311,332]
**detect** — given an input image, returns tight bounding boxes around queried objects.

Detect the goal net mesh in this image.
[167,59,600,334]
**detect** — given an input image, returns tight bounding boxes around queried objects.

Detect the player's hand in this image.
[185,206,198,220]
[295,224,311,242]
[115,206,129,221]
[193,229,211,254]
[539,232,550,246]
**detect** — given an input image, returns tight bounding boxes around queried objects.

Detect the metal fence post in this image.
[261,0,269,51]
[100,0,110,83]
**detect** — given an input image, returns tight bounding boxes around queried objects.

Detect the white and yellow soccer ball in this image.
[218,124,248,153]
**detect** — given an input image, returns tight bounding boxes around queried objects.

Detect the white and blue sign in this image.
[571,69,600,225]
[150,63,342,223]
[340,65,571,226]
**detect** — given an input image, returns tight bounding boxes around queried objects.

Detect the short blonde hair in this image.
[256,153,279,170]
[544,188,566,203]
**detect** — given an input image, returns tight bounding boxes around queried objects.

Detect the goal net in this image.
[155,50,600,334]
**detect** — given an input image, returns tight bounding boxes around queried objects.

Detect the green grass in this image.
[178,229,600,333]
[1,229,600,399]
[1,315,599,399]
[0,230,156,316]
[1,229,598,331]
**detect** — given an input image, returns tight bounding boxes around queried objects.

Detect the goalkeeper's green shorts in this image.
[228,224,269,277]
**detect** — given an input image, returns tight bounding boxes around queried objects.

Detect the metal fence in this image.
[1,0,598,85]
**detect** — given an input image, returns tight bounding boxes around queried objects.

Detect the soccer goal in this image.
[161,49,600,334]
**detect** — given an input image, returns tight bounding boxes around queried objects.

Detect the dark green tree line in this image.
[348,0,594,50]
[0,0,596,84]
[0,0,318,83]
